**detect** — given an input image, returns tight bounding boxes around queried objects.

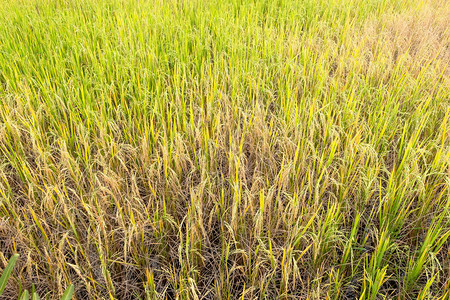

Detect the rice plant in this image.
[0,255,74,300]
[0,0,449,298]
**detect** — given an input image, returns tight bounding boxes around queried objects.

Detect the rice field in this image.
[0,0,449,298]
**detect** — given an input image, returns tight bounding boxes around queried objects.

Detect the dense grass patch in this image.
[0,0,449,298]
